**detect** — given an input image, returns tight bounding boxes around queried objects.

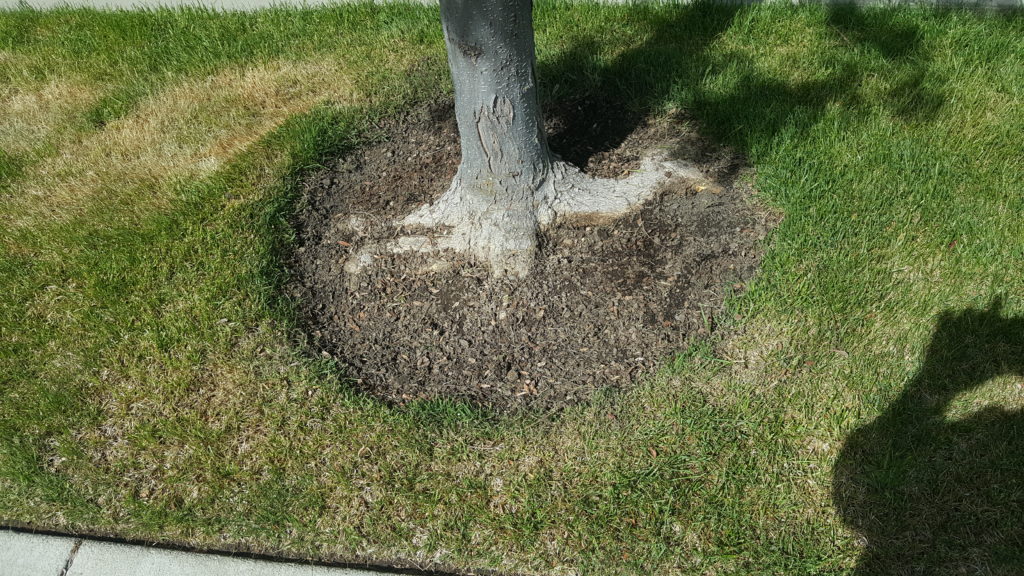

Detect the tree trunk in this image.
[406,0,552,276]
[394,0,701,278]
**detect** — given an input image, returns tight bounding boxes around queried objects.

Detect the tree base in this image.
[344,152,706,278]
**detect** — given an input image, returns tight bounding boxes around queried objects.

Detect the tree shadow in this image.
[824,4,947,121]
[833,298,1024,574]
[826,3,923,61]
[539,2,742,166]
[536,1,949,167]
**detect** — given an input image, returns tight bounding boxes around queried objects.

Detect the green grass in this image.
[0,149,24,191]
[0,4,440,107]
[1,2,1023,575]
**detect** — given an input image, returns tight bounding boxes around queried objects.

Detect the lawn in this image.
[1,2,1022,574]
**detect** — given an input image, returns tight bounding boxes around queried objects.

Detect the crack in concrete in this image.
[57,539,82,576]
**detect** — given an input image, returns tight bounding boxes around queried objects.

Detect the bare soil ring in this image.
[288,101,776,412]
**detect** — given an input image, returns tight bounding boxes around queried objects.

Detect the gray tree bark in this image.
[404,0,551,276]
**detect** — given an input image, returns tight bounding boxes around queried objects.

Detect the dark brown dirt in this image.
[287,100,776,412]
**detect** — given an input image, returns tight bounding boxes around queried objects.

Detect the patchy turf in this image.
[0,2,1022,575]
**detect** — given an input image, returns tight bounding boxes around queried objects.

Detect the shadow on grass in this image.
[540,3,742,165]
[0,149,25,193]
[833,298,1024,574]
[538,1,947,165]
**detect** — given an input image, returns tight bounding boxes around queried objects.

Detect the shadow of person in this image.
[833,298,1024,575]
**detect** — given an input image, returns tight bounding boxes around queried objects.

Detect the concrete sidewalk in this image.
[0,530,390,576]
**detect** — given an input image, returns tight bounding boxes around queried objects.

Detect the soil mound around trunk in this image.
[288,101,776,412]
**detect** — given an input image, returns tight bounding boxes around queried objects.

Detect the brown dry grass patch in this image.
[3,59,359,228]
[0,79,99,156]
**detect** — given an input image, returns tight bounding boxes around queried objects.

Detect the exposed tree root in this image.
[343,150,709,278]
